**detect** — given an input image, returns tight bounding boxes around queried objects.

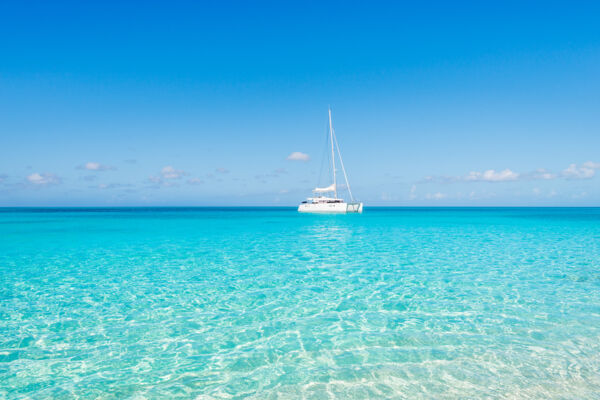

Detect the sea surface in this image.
[1,207,600,399]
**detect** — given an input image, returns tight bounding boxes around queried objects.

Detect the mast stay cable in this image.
[332,126,354,202]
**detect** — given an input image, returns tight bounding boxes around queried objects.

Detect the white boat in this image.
[298,108,363,214]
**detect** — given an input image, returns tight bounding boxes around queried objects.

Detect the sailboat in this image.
[298,108,363,214]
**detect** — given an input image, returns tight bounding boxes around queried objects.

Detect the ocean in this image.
[1,207,599,398]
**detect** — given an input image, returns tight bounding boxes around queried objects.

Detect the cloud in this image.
[0,174,7,183]
[562,162,599,180]
[97,183,133,189]
[380,192,393,201]
[148,176,162,184]
[215,168,230,174]
[124,159,137,164]
[409,184,417,200]
[146,178,179,188]
[530,169,556,180]
[78,162,114,171]
[419,163,599,184]
[147,166,188,186]
[572,191,588,199]
[161,166,187,179]
[187,178,204,185]
[286,152,310,161]
[81,175,98,182]
[465,169,519,182]
[27,173,61,185]
[254,168,289,182]
[425,192,447,200]
[418,169,520,184]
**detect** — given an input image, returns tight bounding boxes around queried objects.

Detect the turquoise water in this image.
[1,207,600,399]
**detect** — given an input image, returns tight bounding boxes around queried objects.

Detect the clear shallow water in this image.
[1,207,600,399]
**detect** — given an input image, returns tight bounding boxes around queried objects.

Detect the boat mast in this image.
[333,128,354,202]
[329,107,337,198]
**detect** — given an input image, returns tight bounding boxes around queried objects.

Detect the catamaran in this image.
[298,108,363,214]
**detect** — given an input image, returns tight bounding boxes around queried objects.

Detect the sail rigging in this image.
[315,107,353,200]
[330,112,354,202]
[299,108,363,213]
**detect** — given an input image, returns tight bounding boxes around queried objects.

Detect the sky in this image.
[1,0,599,206]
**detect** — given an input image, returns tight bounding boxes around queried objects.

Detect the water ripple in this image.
[1,208,600,398]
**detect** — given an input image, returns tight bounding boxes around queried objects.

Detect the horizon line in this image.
[1,205,599,209]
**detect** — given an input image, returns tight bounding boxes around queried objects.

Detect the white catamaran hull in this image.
[298,202,363,214]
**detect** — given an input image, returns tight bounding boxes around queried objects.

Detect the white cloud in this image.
[562,163,597,179]
[187,178,204,185]
[531,169,556,180]
[147,166,187,186]
[583,161,600,169]
[420,168,521,184]
[420,161,599,186]
[97,183,132,190]
[380,192,392,201]
[27,173,60,185]
[425,192,447,200]
[148,176,162,184]
[286,152,310,161]
[215,168,230,174]
[255,168,288,182]
[465,169,519,182]
[409,184,417,200]
[85,162,101,170]
[79,162,114,171]
[161,166,187,179]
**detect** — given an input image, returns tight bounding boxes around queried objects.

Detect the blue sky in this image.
[1,1,599,206]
